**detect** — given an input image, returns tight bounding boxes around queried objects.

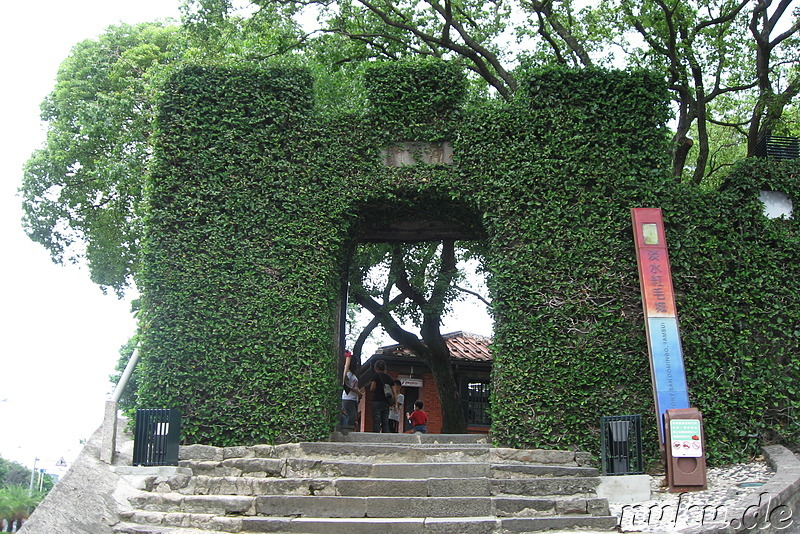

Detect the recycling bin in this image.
[600,414,643,475]
[133,408,181,466]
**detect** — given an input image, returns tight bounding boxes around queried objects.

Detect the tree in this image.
[606,0,799,183]
[23,0,796,439]
[24,1,797,294]
[0,458,51,531]
[254,0,517,99]
[349,241,489,433]
[0,460,31,489]
[20,11,308,296]
[267,0,798,183]
[746,0,800,155]
[21,22,186,295]
[0,485,44,532]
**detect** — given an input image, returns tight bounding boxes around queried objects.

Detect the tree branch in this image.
[351,289,429,356]
[391,246,429,308]
[454,284,492,307]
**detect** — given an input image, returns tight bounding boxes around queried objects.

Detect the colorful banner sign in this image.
[631,208,690,442]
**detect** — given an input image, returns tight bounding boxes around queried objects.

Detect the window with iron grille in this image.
[462,380,491,426]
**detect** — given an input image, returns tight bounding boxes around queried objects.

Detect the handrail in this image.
[111,346,140,403]
[101,345,141,464]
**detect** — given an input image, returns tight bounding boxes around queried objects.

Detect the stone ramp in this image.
[113,433,617,533]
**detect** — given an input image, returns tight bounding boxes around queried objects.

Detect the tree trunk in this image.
[423,342,467,433]
[670,92,696,180]
[691,93,709,185]
[746,0,800,155]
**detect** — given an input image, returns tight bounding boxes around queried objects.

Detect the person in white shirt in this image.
[341,350,362,428]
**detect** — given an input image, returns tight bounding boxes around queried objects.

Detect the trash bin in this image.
[600,415,643,475]
[133,408,181,466]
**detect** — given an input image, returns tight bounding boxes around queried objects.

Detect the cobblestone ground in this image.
[610,461,778,532]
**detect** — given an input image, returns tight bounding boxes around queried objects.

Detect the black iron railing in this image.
[754,135,799,160]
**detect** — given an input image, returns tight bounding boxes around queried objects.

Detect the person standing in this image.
[389,379,405,433]
[341,350,361,429]
[369,360,393,433]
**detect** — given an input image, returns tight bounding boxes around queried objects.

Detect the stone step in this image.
[328,432,490,445]
[240,515,620,533]
[181,442,579,466]
[128,493,609,518]
[117,513,619,533]
[187,473,599,497]
[255,495,610,518]
[121,437,615,533]
[178,457,595,480]
[117,511,241,532]
[296,443,581,465]
[114,523,227,534]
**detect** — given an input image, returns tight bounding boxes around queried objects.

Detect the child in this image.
[408,400,428,434]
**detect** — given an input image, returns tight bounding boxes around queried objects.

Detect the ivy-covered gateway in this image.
[138,60,800,465]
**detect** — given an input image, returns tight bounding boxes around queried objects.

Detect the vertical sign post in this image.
[630,208,691,444]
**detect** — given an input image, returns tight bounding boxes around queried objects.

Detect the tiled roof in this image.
[376,331,492,362]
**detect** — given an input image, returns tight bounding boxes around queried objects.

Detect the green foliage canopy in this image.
[21,23,186,295]
[267,0,799,182]
[21,2,798,294]
[20,12,310,295]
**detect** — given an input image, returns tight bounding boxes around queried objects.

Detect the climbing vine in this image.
[137,60,800,465]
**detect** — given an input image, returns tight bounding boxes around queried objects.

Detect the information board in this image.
[669,419,703,458]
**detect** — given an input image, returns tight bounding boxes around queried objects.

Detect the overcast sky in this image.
[0,0,492,475]
[0,0,183,474]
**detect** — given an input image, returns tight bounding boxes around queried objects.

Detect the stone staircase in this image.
[112,433,618,534]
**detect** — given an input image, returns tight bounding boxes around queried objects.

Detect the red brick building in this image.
[356,331,492,434]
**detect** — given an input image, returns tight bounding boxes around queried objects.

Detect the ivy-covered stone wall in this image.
[138,61,800,464]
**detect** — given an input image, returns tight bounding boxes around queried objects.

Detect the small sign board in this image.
[400,377,423,388]
[669,419,703,458]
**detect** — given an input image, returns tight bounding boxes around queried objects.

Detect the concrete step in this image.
[117,513,619,533]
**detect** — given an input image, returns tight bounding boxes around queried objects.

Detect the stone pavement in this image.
[582,445,800,534]
[612,460,775,532]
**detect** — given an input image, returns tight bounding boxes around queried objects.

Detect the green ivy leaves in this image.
[137,61,800,465]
